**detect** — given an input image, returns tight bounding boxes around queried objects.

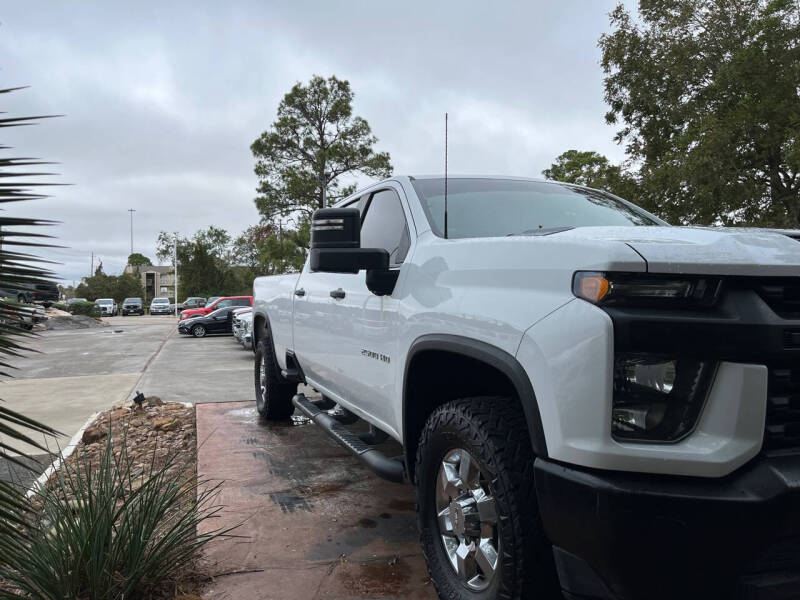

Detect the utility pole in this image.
[173,233,178,316]
[91,251,94,276]
[128,208,136,255]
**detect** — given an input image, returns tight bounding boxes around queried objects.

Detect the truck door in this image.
[333,187,411,435]
[293,186,413,436]
[292,197,366,399]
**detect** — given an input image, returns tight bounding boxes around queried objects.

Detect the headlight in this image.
[612,354,716,442]
[573,272,722,307]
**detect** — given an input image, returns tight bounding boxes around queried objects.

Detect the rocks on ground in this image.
[45,314,107,330]
[75,398,196,482]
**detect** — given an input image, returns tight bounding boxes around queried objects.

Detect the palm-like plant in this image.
[0,85,61,520]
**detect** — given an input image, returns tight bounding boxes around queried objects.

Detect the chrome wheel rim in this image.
[435,448,499,591]
[258,353,267,405]
[194,326,205,337]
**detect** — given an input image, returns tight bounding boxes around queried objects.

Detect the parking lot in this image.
[1,315,252,467]
[2,314,433,598]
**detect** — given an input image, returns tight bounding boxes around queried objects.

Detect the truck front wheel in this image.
[254,337,295,420]
[415,397,558,600]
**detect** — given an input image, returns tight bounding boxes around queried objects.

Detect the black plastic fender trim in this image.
[402,334,549,459]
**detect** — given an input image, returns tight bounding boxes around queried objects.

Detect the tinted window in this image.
[233,298,250,306]
[216,299,232,308]
[411,178,664,239]
[360,189,410,265]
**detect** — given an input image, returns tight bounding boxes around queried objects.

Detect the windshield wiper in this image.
[508,226,575,237]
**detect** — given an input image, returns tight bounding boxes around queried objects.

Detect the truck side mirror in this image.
[309,208,389,274]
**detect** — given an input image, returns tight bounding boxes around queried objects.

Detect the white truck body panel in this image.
[253,175,800,478]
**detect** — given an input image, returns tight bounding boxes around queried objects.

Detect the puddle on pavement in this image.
[338,557,413,595]
[225,406,310,427]
[226,406,258,422]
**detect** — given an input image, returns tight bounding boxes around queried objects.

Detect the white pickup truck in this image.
[252,175,800,600]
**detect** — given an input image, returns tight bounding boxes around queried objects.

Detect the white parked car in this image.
[251,175,800,599]
[94,298,117,316]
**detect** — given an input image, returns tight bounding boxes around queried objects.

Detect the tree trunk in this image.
[771,184,800,228]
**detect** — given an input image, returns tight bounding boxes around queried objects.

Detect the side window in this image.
[234,298,249,306]
[217,299,231,308]
[360,189,411,265]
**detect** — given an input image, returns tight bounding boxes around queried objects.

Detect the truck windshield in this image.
[411,178,664,239]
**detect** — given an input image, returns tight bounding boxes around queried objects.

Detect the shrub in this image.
[0,434,233,599]
[68,301,101,318]
[51,302,69,311]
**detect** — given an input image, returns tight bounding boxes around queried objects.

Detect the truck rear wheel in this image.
[254,336,295,420]
[415,397,558,600]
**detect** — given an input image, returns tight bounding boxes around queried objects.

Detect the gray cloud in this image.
[0,0,635,283]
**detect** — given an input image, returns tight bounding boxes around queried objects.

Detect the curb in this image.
[26,410,99,498]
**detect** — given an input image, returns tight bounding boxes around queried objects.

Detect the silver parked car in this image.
[149,297,172,315]
[231,308,253,348]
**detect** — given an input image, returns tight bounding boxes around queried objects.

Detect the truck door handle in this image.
[294,288,306,297]
[330,288,346,299]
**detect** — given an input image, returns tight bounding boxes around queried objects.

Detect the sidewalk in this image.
[197,401,437,599]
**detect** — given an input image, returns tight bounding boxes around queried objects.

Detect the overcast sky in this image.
[1,1,634,284]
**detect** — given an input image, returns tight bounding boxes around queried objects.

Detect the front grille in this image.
[765,363,800,452]
[753,278,800,319]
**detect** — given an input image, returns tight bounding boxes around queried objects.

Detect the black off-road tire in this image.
[415,396,559,600]
[254,336,295,420]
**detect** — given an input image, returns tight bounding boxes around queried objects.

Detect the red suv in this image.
[179,295,252,320]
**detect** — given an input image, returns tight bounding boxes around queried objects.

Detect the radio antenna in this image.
[444,112,448,239]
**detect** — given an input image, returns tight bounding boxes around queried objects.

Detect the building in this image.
[124,265,175,300]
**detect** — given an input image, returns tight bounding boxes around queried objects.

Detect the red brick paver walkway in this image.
[197,401,437,599]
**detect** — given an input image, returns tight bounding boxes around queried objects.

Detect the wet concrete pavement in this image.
[197,401,436,600]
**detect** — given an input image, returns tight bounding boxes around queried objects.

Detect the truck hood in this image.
[553,226,800,276]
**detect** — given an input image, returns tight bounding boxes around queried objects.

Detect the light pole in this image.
[128,209,136,255]
[173,232,178,317]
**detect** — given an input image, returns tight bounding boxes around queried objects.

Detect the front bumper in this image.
[535,455,800,600]
[150,308,171,315]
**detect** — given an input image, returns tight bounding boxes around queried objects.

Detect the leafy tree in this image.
[600,0,800,226]
[127,252,152,267]
[155,231,189,267]
[231,224,273,269]
[178,239,225,299]
[231,222,308,275]
[194,226,231,260]
[260,221,309,274]
[114,273,145,303]
[542,150,642,202]
[75,267,144,304]
[251,75,393,221]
